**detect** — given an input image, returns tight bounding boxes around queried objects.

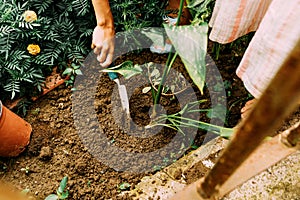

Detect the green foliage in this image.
[110,0,167,32]
[62,63,83,86]
[102,0,233,138]
[0,0,94,100]
[0,0,170,101]
[164,23,208,94]
[45,176,69,200]
[187,0,215,25]
[147,100,234,138]
[118,182,131,191]
[110,0,167,50]
[102,61,142,79]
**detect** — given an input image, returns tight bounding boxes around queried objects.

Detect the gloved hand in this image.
[91,0,115,68]
[92,25,115,68]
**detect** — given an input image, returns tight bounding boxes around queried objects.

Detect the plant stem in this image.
[168,115,230,132]
[176,0,185,27]
[152,0,184,117]
[212,42,220,60]
[149,111,233,136]
[152,52,177,116]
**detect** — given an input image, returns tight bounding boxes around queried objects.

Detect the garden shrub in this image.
[110,0,166,32]
[0,0,94,100]
[0,0,165,102]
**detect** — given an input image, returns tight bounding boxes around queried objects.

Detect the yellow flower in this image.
[23,10,37,23]
[27,44,41,55]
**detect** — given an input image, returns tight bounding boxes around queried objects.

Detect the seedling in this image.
[20,166,30,174]
[31,108,40,115]
[87,180,92,187]
[63,63,83,86]
[21,188,30,195]
[143,63,189,97]
[110,138,116,144]
[146,100,234,138]
[45,176,69,200]
[101,0,232,138]
[153,165,162,171]
[118,182,131,191]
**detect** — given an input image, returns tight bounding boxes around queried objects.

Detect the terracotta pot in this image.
[0,101,32,157]
[0,181,30,200]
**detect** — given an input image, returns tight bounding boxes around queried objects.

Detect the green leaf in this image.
[220,127,234,139]
[119,182,131,190]
[102,61,143,79]
[45,194,58,200]
[58,176,68,194]
[187,0,205,8]
[59,191,69,199]
[72,64,80,69]
[187,0,213,12]
[164,24,208,94]
[62,68,73,75]
[75,69,83,75]
[141,28,165,48]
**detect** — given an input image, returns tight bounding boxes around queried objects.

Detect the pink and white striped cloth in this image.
[209,0,300,98]
[209,0,272,44]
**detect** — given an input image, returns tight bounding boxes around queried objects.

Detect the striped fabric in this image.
[209,0,272,44]
[209,0,300,98]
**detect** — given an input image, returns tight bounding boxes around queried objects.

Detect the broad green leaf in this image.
[164,24,208,94]
[58,176,68,194]
[102,61,143,79]
[75,69,83,75]
[62,68,73,75]
[45,194,58,200]
[72,64,80,69]
[141,28,165,48]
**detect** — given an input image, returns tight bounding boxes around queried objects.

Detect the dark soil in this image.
[0,40,252,199]
[184,151,221,184]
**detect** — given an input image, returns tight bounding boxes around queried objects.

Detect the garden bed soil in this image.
[0,42,251,199]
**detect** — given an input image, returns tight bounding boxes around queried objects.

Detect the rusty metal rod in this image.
[197,40,300,199]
